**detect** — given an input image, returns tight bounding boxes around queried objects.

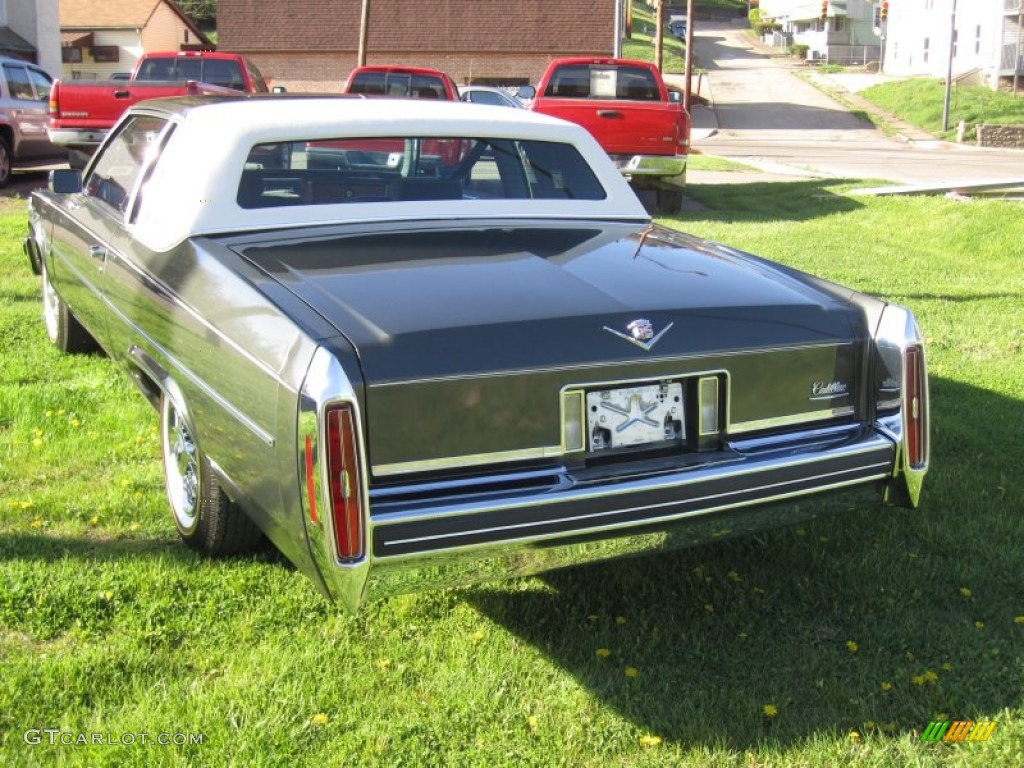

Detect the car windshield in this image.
[237,136,607,209]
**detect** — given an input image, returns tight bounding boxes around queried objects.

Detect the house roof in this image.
[59,0,210,44]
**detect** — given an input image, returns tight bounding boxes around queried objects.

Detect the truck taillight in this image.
[904,344,928,470]
[325,403,365,561]
[49,82,58,115]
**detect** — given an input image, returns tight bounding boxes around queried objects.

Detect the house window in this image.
[923,37,929,64]
[62,47,83,64]
[832,16,845,33]
[91,46,120,63]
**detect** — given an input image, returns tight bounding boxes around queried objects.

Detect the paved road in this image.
[683,21,1024,188]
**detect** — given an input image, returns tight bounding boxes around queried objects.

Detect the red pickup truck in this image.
[48,51,269,158]
[342,65,460,100]
[529,57,690,211]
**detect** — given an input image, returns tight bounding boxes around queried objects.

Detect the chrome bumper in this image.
[46,128,107,151]
[612,154,687,178]
[318,426,899,611]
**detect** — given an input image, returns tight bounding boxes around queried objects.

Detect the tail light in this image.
[904,344,927,470]
[49,81,59,116]
[325,403,365,561]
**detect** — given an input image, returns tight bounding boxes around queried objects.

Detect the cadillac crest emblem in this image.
[604,318,674,351]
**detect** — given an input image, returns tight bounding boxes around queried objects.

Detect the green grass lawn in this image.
[860,78,1024,140]
[1,179,1023,766]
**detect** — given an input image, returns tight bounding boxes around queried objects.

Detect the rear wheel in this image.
[0,135,11,188]
[161,395,264,555]
[41,260,97,353]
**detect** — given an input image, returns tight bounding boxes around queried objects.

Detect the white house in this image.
[0,0,61,77]
[759,0,883,65]
[883,0,1024,90]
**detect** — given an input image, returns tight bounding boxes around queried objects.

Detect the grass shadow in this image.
[676,178,867,223]
[470,375,1024,749]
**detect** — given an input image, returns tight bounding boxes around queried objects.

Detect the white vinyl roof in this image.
[128,97,651,251]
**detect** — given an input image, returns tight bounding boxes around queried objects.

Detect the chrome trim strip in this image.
[372,436,893,526]
[373,445,564,476]
[380,462,892,551]
[729,406,855,435]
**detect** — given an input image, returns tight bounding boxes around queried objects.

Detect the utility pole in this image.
[1015,1,1022,97]
[656,0,666,72]
[941,0,957,132]
[684,0,694,111]
[357,0,370,66]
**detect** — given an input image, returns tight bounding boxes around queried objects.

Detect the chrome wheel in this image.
[0,137,10,188]
[163,398,200,534]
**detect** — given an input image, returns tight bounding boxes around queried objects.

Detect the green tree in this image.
[177,0,217,30]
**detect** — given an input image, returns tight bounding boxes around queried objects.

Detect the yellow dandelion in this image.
[625,667,638,678]
[586,614,598,623]
[863,721,876,731]
[129,522,141,532]
[470,630,484,644]
[376,658,391,670]
[738,632,748,640]
[311,713,328,727]
[975,620,985,629]
[58,409,65,415]
[959,587,972,597]
[29,517,43,529]
[911,675,925,686]
[89,516,99,527]
[727,570,742,582]
[941,662,953,672]
[45,410,53,418]
[99,590,114,601]
[846,640,858,653]
[32,437,43,448]
[639,735,662,748]
[19,500,33,510]
[70,418,80,428]
[704,603,714,614]
[881,681,892,692]
[905,651,916,662]
[615,616,626,626]
[595,648,611,658]
[1014,616,1024,625]
[848,730,861,744]
[762,704,778,718]
[934,712,948,721]
[527,715,538,731]
[922,670,939,684]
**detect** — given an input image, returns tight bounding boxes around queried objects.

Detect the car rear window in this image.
[543,64,661,101]
[348,72,447,99]
[237,136,607,209]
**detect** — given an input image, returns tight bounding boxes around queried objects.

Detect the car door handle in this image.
[597,110,623,118]
[113,90,131,99]
[89,245,107,260]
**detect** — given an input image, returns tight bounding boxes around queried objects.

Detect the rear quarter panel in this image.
[531,97,684,156]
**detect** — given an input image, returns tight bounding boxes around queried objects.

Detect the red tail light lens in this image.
[905,344,927,469]
[49,83,58,116]
[325,404,365,561]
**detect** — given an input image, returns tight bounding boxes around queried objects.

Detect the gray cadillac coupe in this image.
[25,96,928,611]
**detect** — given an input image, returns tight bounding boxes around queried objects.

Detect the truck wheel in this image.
[0,136,11,188]
[655,186,683,214]
[161,395,265,556]
[41,260,97,354]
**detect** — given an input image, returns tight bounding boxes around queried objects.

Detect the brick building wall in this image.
[218,0,616,92]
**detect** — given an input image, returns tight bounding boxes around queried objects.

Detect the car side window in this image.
[3,64,35,100]
[26,67,53,102]
[84,116,169,215]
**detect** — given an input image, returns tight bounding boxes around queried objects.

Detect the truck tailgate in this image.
[533,98,683,157]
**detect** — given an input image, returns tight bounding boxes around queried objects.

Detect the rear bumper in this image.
[319,425,900,610]
[46,127,107,152]
[611,154,687,178]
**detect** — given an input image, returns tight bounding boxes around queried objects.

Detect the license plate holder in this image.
[587,381,684,451]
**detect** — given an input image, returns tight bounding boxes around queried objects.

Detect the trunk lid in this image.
[236,222,865,474]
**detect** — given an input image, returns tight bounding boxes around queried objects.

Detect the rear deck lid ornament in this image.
[604,318,674,351]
